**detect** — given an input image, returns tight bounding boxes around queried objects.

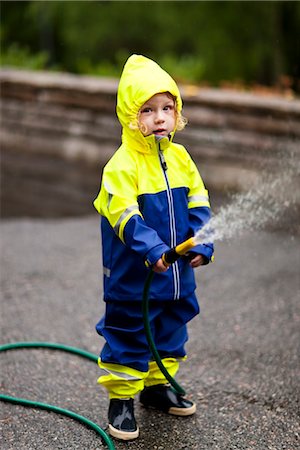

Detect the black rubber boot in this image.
[108,398,139,440]
[139,384,196,416]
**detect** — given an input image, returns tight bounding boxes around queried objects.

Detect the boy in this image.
[94,54,214,440]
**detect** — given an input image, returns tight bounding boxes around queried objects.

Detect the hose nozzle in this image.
[162,237,196,267]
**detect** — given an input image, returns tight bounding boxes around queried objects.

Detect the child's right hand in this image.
[153,258,169,273]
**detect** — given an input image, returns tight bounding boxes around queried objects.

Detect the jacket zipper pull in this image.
[160,154,168,171]
[158,145,168,171]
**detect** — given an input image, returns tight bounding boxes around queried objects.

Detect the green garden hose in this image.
[0,341,115,450]
[1,264,186,447]
[142,236,197,396]
[142,270,186,396]
[0,393,116,450]
[0,341,99,362]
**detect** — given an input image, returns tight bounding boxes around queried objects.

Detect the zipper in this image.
[158,144,180,300]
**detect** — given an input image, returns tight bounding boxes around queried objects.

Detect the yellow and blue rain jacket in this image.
[94,55,213,302]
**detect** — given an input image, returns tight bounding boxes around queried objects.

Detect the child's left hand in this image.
[153,258,169,273]
[189,254,206,268]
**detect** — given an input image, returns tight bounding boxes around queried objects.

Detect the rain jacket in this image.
[94,54,214,302]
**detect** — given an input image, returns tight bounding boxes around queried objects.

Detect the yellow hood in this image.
[116,54,182,153]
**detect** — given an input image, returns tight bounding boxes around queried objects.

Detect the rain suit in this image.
[94,55,214,398]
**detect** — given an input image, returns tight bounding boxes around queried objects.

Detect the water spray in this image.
[195,154,300,246]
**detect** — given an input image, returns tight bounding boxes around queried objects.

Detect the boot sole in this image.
[141,402,196,416]
[168,403,196,416]
[108,424,139,440]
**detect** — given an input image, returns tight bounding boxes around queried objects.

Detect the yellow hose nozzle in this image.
[174,237,196,255]
[162,237,196,267]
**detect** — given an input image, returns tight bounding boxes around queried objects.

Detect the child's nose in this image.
[155,111,164,122]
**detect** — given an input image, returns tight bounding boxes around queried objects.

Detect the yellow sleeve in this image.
[94,153,142,242]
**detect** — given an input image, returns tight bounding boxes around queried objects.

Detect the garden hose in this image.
[0,341,99,362]
[0,393,116,450]
[0,342,116,450]
[142,236,198,396]
[1,237,195,445]
[142,270,186,396]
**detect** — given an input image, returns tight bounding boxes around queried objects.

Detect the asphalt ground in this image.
[1,206,299,450]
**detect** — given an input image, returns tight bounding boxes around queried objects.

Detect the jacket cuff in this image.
[192,243,214,263]
[145,243,170,266]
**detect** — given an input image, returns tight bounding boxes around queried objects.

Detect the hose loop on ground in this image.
[0,393,116,450]
[1,269,184,447]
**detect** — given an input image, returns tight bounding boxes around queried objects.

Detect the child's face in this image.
[138,93,176,137]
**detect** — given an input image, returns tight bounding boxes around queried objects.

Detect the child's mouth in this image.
[154,129,166,135]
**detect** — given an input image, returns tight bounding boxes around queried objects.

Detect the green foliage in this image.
[1,0,299,90]
[159,54,205,84]
[0,43,49,70]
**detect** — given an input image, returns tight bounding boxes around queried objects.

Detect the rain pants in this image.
[93,54,214,398]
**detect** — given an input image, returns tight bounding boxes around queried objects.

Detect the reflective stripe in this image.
[104,181,112,192]
[188,194,208,203]
[103,267,111,278]
[172,261,180,300]
[101,367,143,381]
[113,205,138,236]
[98,359,147,381]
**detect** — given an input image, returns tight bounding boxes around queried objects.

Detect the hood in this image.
[116,54,182,153]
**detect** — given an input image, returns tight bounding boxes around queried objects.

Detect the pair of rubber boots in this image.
[108,383,196,440]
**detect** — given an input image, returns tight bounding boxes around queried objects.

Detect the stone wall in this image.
[1,69,299,217]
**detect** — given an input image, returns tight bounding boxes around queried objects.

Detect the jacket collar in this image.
[122,128,174,154]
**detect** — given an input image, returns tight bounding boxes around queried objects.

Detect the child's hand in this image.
[153,258,169,273]
[189,254,205,268]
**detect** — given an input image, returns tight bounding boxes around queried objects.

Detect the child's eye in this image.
[141,107,151,114]
[164,104,174,111]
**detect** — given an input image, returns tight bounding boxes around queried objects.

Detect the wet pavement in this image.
[1,210,299,450]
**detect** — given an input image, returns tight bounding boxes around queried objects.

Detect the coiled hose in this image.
[0,266,186,448]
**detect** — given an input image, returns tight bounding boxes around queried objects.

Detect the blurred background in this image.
[2,1,300,90]
[1,0,300,217]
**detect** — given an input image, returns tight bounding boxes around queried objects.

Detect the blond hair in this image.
[175,111,188,131]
